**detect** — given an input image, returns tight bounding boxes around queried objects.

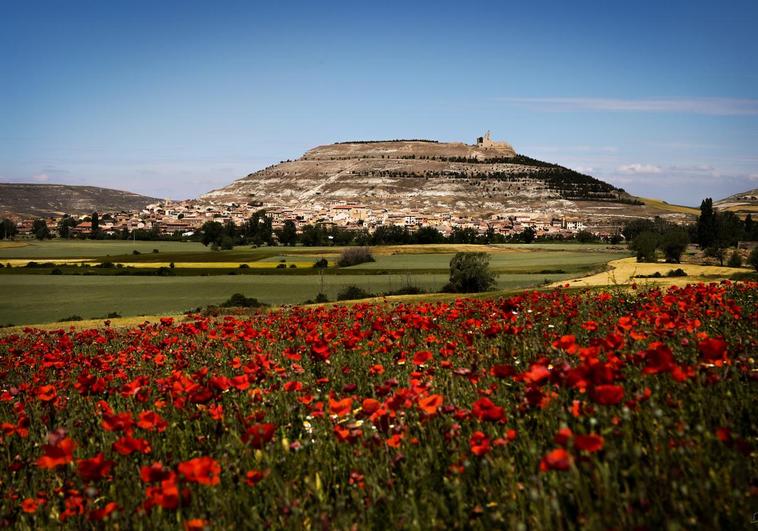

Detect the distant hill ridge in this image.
[203,135,637,214]
[0,183,159,217]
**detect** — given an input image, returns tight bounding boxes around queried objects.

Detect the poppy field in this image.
[0,281,756,529]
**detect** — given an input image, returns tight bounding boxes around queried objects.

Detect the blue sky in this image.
[1,0,756,205]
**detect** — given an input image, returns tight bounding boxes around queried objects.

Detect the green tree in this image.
[631,231,658,262]
[32,219,51,240]
[277,220,298,246]
[745,214,756,240]
[661,229,689,263]
[444,252,496,293]
[200,221,225,247]
[0,219,17,240]
[91,212,99,239]
[414,226,445,244]
[748,247,758,271]
[696,198,717,248]
[519,227,536,244]
[58,216,78,239]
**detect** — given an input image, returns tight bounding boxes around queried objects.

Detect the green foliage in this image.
[57,216,78,239]
[444,252,496,293]
[749,247,758,271]
[631,231,658,262]
[575,230,596,243]
[519,227,536,244]
[661,229,689,263]
[277,220,298,246]
[727,251,742,268]
[219,293,266,308]
[0,219,18,240]
[32,219,51,240]
[200,221,225,247]
[337,247,375,267]
[336,285,375,301]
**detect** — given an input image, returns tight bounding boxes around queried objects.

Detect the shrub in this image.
[315,292,329,303]
[313,258,329,269]
[220,293,266,308]
[132,250,141,255]
[50,268,62,275]
[575,230,596,243]
[443,252,495,293]
[152,249,159,254]
[276,263,286,269]
[337,247,375,267]
[749,247,758,271]
[239,263,249,269]
[384,286,425,296]
[58,315,83,322]
[727,251,742,268]
[667,268,688,277]
[336,285,375,301]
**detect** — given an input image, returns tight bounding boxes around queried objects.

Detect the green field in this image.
[0,241,631,325]
[0,272,582,325]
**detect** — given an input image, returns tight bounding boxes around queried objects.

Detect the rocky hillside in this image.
[202,138,635,215]
[0,183,159,217]
[715,188,758,215]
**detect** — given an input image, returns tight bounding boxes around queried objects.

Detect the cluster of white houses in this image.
[12,200,592,239]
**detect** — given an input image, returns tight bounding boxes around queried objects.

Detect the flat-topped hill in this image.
[202,138,648,224]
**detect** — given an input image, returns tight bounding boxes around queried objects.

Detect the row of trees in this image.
[625,198,758,265]
[199,217,568,249]
[696,199,757,248]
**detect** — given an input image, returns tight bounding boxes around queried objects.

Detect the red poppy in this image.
[185,519,209,531]
[243,423,276,448]
[412,350,433,366]
[137,410,168,432]
[20,498,41,513]
[574,434,604,453]
[178,456,221,486]
[144,478,180,510]
[37,436,76,469]
[112,435,152,456]
[141,462,174,483]
[245,469,267,487]
[361,398,381,415]
[88,502,119,521]
[418,394,443,415]
[591,384,624,405]
[554,427,573,447]
[77,453,114,482]
[469,431,490,456]
[471,397,505,422]
[539,448,572,472]
[698,337,728,365]
[35,384,57,402]
[329,396,353,417]
[643,342,676,374]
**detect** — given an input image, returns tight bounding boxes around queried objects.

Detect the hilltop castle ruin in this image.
[476,131,514,152]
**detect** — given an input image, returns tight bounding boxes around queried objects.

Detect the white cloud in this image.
[498,97,758,116]
[616,163,662,174]
[30,174,50,182]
